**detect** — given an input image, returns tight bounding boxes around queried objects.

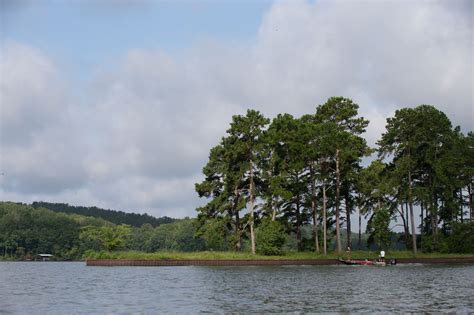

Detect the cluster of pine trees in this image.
[195,97,474,255]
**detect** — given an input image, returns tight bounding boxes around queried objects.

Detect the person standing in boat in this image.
[379,250,385,262]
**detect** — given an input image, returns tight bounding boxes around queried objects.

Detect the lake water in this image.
[1,262,473,313]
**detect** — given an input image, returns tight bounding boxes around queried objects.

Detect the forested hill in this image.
[31,202,175,227]
[0,202,202,260]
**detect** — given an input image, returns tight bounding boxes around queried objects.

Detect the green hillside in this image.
[0,202,203,260]
[31,201,174,227]
[0,202,112,259]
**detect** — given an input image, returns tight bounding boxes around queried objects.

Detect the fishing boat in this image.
[337,258,396,266]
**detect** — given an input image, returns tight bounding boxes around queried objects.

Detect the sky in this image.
[1,0,473,230]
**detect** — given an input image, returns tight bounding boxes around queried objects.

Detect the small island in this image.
[1,99,473,264]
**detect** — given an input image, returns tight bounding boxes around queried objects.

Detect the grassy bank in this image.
[84,250,474,261]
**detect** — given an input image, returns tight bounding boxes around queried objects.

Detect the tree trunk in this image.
[429,172,438,241]
[405,201,410,247]
[271,196,276,222]
[310,167,319,253]
[434,197,439,236]
[358,205,362,249]
[399,203,409,247]
[267,168,277,222]
[296,193,302,251]
[235,210,241,251]
[408,169,417,256]
[420,202,424,250]
[469,182,473,220]
[405,201,409,233]
[459,188,464,223]
[409,202,417,255]
[431,194,438,241]
[312,209,319,253]
[249,158,256,255]
[420,202,424,234]
[233,186,241,251]
[345,192,352,250]
[323,182,327,256]
[335,149,342,254]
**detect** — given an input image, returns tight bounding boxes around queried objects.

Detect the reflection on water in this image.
[1,262,473,313]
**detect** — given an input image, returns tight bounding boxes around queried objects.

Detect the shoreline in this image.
[86,257,474,266]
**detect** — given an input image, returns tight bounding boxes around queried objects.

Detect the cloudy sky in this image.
[1,0,472,221]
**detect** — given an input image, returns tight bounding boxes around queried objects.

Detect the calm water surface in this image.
[0,262,473,314]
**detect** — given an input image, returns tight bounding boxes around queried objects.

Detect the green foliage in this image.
[80,224,132,251]
[377,104,466,251]
[82,219,207,255]
[0,202,107,259]
[142,219,206,252]
[195,99,472,256]
[32,201,174,227]
[128,223,155,251]
[256,219,286,255]
[444,222,474,253]
[195,109,270,253]
[199,218,229,251]
[0,202,210,260]
[82,249,473,261]
[366,207,392,250]
[421,235,446,253]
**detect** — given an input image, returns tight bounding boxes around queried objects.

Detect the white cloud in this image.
[1,42,66,146]
[0,42,87,194]
[252,0,472,129]
[1,0,472,218]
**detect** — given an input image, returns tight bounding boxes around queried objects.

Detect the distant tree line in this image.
[195,97,474,255]
[0,202,203,259]
[31,201,175,227]
[0,202,109,259]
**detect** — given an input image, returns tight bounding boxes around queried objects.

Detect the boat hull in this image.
[338,258,396,266]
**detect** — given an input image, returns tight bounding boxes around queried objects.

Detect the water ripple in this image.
[0,262,473,313]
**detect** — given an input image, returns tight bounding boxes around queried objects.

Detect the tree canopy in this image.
[196,99,473,255]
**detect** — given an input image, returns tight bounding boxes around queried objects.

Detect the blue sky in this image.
[3,1,272,81]
[1,0,472,228]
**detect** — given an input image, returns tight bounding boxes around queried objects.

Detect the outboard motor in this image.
[389,258,397,265]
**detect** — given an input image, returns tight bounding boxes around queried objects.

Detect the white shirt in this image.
[380,250,385,258]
